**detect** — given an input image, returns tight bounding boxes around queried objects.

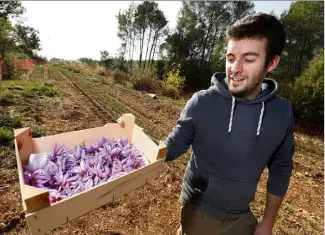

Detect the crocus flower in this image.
[24,169,52,188]
[47,143,65,162]
[71,159,89,176]
[54,168,70,190]
[23,136,149,203]
[49,189,67,204]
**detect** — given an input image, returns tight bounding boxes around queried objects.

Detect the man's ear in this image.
[267,55,280,72]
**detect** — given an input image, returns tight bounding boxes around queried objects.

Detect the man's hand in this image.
[104,117,125,128]
[254,224,273,235]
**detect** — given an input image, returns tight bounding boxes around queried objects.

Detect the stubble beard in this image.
[227,68,268,99]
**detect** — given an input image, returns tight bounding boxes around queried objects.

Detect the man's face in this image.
[225,38,269,100]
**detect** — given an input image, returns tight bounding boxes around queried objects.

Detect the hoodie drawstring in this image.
[257,102,265,136]
[228,96,236,136]
[228,97,265,139]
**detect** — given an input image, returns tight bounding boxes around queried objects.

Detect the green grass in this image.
[99,76,114,85]
[0,80,59,106]
[0,110,22,129]
[0,128,14,145]
[31,127,46,138]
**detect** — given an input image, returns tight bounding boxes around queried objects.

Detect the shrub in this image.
[2,53,27,80]
[162,64,185,98]
[112,69,129,84]
[130,66,159,92]
[290,49,324,125]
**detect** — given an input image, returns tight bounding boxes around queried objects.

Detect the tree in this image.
[290,49,324,125]
[99,50,113,69]
[0,2,41,58]
[133,1,157,68]
[164,1,255,88]
[116,1,168,70]
[227,1,255,23]
[280,1,324,80]
[78,57,98,67]
[0,1,25,19]
[0,18,16,55]
[146,8,168,68]
[15,24,41,57]
[0,1,26,55]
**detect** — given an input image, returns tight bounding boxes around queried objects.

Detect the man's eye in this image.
[245,59,255,63]
[227,58,234,63]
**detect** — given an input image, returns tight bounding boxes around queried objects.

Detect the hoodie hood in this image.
[211,72,278,104]
[211,72,279,138]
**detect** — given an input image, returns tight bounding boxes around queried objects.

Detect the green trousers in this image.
[176,201,258,235]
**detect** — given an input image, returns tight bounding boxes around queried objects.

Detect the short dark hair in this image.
[226,13,286,66]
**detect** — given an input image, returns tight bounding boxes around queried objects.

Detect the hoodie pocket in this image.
[202,176,257,213]
[182,167,208,203]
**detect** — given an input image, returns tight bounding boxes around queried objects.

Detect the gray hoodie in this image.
[164,72,295,220]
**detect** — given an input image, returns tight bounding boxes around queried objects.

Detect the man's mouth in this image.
[231,77,245,82]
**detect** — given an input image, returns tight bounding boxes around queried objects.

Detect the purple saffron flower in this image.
[43,160,59,177]
[89,155,99,167]
[75,145,86,161]
[111,147,122,160]
[54,169,70,190]
[111,159,123,174]
[71,159,89,176]
[48,143,65,162]
[134,160,146,169]
[65,153,79,171]
[49,189,67,204]
[23,136,150,202]
[94,137,107,149]
[120,148,132,159]
[102,165,111,181]
[24,169,52,188]
[88,162,105,180]
[119,137,129,147]
[56,155,69,173]
[85,146,97,156]
[98,145,112,165]
[70,179,85,195]
[121,157,136,172]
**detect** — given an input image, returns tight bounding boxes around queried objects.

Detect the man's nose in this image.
[231,60,243,74]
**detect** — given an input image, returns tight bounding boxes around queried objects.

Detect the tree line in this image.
[1,1,322,125]
[109,1,323,125]
[0,1,41,59]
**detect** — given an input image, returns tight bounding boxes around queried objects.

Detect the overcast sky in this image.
[19,1,294,61]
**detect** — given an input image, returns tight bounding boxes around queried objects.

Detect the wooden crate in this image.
[14,113,167,235]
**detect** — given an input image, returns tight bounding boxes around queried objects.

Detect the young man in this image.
[117,13,295,235]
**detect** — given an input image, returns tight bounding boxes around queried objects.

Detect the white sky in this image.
[19,1,293,61]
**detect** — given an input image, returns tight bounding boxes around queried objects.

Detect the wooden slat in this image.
[14,128,50,213]
[14,127,34,165]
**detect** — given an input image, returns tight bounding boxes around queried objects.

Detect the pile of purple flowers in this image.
[23,137,148,204]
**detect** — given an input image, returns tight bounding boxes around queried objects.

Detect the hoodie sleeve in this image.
[163,92,199,162]
[266,105,295,197]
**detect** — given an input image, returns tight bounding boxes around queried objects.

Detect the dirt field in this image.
[0,65,323,235]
